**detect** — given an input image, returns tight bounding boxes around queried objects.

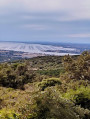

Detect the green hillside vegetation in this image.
[0,51,90,119]
[38,78,62,91]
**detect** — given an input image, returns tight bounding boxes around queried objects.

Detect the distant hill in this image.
[0,42,80,54]
[0,42,90,62]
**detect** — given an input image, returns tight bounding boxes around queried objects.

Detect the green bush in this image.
[28,88,90,119]
[38,78,62,91]
[0,109,19,119]
[0,63,35,89]
[37,69,64,77]
[62,51,90,81]
[63,86,90,109]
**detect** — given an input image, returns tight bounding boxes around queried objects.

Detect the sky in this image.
[0,0,90,44]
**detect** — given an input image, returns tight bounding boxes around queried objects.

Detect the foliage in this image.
[0,56,64,89]
[29,56,63,70]
[63,51,90,81]
[28,88,90,119]
[0,63,35,89]
[38,78,62,91]
[37,69,64,77]
[63,86,90,109]
[0,52,90,119]
[0,109,19,119]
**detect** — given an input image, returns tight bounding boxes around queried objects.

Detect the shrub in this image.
[0,63,35,89]
[62,51,90,81]
[37,69,64,77]
[63,86,90,109]
[38,78,62,91]
[27,88,90,119]
[0,109,19,119]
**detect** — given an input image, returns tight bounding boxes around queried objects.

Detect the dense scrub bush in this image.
[38,78,62,91]
[37,69,64,77]
[29,56,63,70]
[59,79,90,93]
[0,98,4,109]
[0,63,35,89]
[27,88,90,119]
[0,52,90,119]
[63,86,90,109]
[63,51,90,81]
[0,109,19,119]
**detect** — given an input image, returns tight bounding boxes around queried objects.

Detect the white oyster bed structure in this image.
[0,42,78,56]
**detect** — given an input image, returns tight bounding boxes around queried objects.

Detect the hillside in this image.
[0,42,85,58]
[0,42,78,55]
[0,51,90,119]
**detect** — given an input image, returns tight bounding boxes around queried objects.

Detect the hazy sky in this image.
[0,0,90,44]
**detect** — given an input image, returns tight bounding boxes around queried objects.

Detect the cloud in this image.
[21,24,48,30]
[0,0,90,44]
[0,0,90,21]
[68,33,90,38]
